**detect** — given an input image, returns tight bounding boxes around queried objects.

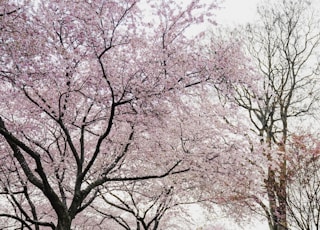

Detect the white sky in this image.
[215,0,260,26]
[214,0,320,26]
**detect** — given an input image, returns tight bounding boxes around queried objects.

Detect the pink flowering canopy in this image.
[0,0,250,229]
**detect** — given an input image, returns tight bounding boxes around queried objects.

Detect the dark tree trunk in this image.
[56,215,72,230]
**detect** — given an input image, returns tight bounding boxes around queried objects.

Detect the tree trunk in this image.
[266,156,288,230]
[277,157,287,230]
[56,215,72,230]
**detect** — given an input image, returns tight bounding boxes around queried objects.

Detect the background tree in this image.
[286,133,320,230]
[221,0,320,229]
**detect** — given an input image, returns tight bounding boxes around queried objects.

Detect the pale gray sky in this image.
[215,0,260,26]
[215,0,320,26]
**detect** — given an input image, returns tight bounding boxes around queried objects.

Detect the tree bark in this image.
[56,215,72,230]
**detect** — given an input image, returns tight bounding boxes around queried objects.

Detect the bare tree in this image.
[229,0,320,229]
[286,134,320,230]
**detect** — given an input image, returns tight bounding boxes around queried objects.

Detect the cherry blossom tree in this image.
[0,0,247,229]
[90,181,176,230]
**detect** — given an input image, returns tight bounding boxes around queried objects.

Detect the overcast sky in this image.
[215,0,260,26]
